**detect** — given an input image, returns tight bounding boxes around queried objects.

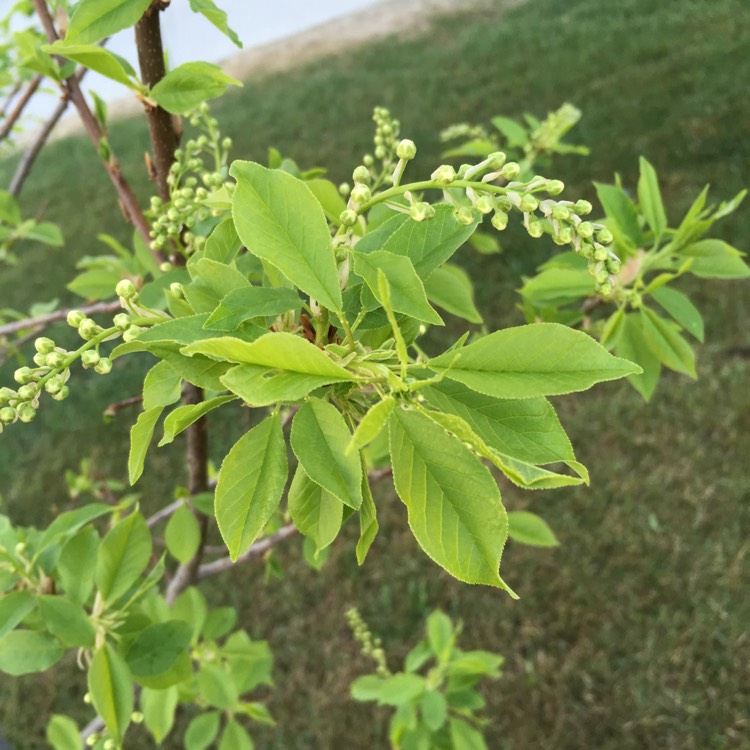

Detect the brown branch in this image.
[31,0,156,253]
[0,73,43,142]
[0,300,120,338]
[146,498,184,528]
[103,394,143,418]
[0,81,23,119]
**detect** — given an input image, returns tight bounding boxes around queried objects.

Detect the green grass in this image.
[1,0,750,747]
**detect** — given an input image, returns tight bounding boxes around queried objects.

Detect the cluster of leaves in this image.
[349,608,503,750]
[0,500,273,750]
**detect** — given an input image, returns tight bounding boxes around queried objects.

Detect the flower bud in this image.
[34,337,55,354]
[78,319,99,340]
[546,179,565,196]
[14,367,33,385]
[577,221,594,238]
[431,165,456,186]
[474,195,494,215]
[95,358,113,375]
[17,384,36,401]
[579,242,594,259]
[487,151,507,169]
[169,283,185,299]
[131,711,144,724]
[519,194,539,213]
[113,313,131,331]
[81,350,100,368]
[51,385,70,401]
[350,184,372,204]
[17,404,36,423]
[123,325,144,343]
[409,202,435,222]
[0,407,16,424]
[606,258,622,275]
[340,209,358,227]
[551,204,570,221]
[595,267,610,284]
[453,206,476,226]
[500,162,521,180]
[222,137,233,150]
[67,310,86,328]
[115,279,137,299]
[593,246,609,262]
[596,227,614,245]
[46,352,65,368]
[527,216,544,238]
[555,226,574,245]
[363,154,374,167]
[374,146,387,160]
[33,353,48,367]
[0,387,14,404]
[338,182,351,197]
[396,139,417,160]
[491,211,509,231]
[45,377,63,395]
[598,281,614,296]
[352,164,370,183]
[575,199,593,215]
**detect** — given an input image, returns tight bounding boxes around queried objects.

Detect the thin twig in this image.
[0,81,23,119]
[146,498,183,528]
[103,395,143,418]
[0,73,43,142]
[0,300,120,338]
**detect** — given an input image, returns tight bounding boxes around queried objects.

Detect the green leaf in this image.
[141,686,178,744]
[45,42,137,88]
[46,715,81,750]
[88,644,133,744]
[128,407,163,485]
[615,313,661,400]
[159,395,235,446]
[198,663,239,709]
[38,596,96,647]
[96,512,152,604]
[202,607,237,641]
[185,712,221,750]
[519,267,594,305]
[189,0,242,47]
[425,263,483,323]
[421,690,448,731]
[679,239,750,279]
[291,399,363,508]
[429,323,640,398]
[171,587,208,643]
[57,527,99,605]
[347,397,395,455]
[377,673,426,706]
[230,161,342,311]
[427,610,453,663]
[66,0,152,44]
[354,250,442,324]
[215,413,288,561]
[142,361,182,411]
[151,62,241,114]
[25,221,64,246]
[221,631,273,692]
[0,191,21,225]
[639,308,696,378]
[204,287,301,331]
[594,182,643,248]
[306,178,348,225]
[491,116,529,147]
[389,408,513,592]
[356,467,379,565]
[39,503,112,551]
[0,591,35,637]
[351,674,386,702]
[134,651,192,690]
[288,467,343,556]
[651,286,704,342]
[450,717,488,750]
[125,620,193,678]
[204,219,242,263]
[637,157,667,241]
[67,268,121,300]
[379,203,478,276]
[165,504,202,564]
[162,352,233,391]
[507,511,559,547]
[0,630,63,675]
[219,719,254,750]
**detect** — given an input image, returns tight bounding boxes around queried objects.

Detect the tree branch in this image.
[0,73,43,142]
[0,300,120,338]
[146,498,184,528]
[0,81,23,119]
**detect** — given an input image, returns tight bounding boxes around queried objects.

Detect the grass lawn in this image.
[1,0,749,747]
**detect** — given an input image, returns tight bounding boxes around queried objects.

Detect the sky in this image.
[4,0,380,119]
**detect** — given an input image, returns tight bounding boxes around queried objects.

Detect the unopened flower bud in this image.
[577,221,594,238]
[409,202,435,222]
[474,195,494,215]
[14,367,33,385]
[551,204,570,221]
[555,226,574,245]
[519,194,539,213]
[95,358,112,375]
[169,283,185,299]
[46,352,65,368]
[113,313,130,331]
[546,179,565,196]
[45,377,63,395]
[374,146,387,160]
[34,337,55,354]
[500,162,521,180]
[51,385,70,401]
[123,326,144,343]
[0,407,16,424]
[17,404,35,423]
[363,154,374,167]
[67,310,86,328]
[17,384,36,401]
[575,199,593,215]
[593,246,609,262]
[115,280,137,299]
[33,353,48,367]
[338,182,351,197]
[595,267,610,284]
[78,319,99,340]
[487,151,506,169]
[396,139,417,160]
[81,350,100,368]
[351,184,372,204]
[596,227,614,245]
[340,209,358,227]
[159,261,173,273]
[222,137,233,150]
[431,164,456,186]
[491,211,509,231]
[606,258,622,275]
[453,205,475,226]
[527,216,544,238]
[131,711,144,724]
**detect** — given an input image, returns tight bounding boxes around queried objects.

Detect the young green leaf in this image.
[230,161,343,311]
[0,591,35,637]
[638,156,668,241]
[185,711,221,750]
[287,467,343,556]
[356,466,379,566]
[651,286,704,341]
[219,719,254,750]
[429,323,640,399]
[142,360,182,411]
[291,399,363,508]
[421,690,448,731]
[46,715,80,750]
[87,644,133,745]
[198,664,239,710]
[38,596,96,647]
[57,528,99,605]
[96,512,152,604]
[125,620,193,678]
[450,717,489,750]
[640,308,697,378]
[45,42,138,88]
[159,395,236,446]
[615,314,662,400]
[507,511,559,547]
[0,630,63,675]
[679,239,750,279]
[594,181,644,249]
[141,686,179,744]
[424,263,483,323]
[189,0,242,47]
[426,610,454,663]
[165,504,202,564]
[128,407,163,484]
[204,287,301,331]
[151,62,241,114]
[65,0,152,44]
[215,413,288,560]
[389,408,514,593]
[204,219,242,263]
[347,397,395,455]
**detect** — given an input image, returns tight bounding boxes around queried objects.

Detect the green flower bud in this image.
[113,313,130,331]
[491,211,509,231]
[598,281,614,296]
[351,184,372,204]
[396,139,417,160]
[500,162,521,180]
[475,195,494,215]
[131,711,144,724]
[95,358,112,375]
[17,404,35,423]
[595,267,610,284]
[431,164,456,186]
[453,205,476,226]
[81,350,100,368]
[34,337,55,354]
[495,195,512,213]
[606,258,622,275]
[362,154,374,167]
[596,227,614,245]
[14,367,33,385]
[51,385,70,401]
[46,352,65,368]
[181,187,195,199]
[374,146,387,160]
[487,151,507,169]
[340,209,358,227]
[150,196,163,209]
[33,353,48,367]
[555,226,574,245]
[222,137,233,150]
[546,179,565,196]
[519,194,539,213]
[0,407,16,424]
[579,242,595,259]
[409,202,435,222]
[577,221,594,238]
[18,383,37,400]
[115,279,137,299]
[575,199,593,216]
[338,182,351,197]
[45,377,63,395]
[78,319,100,340]
[593,246,609,262]
[67,310,86,328]
[527,216,544,238]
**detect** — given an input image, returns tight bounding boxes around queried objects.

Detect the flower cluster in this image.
[345,607,390,678]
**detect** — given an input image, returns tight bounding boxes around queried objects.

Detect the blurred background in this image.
[0,0,748,747]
